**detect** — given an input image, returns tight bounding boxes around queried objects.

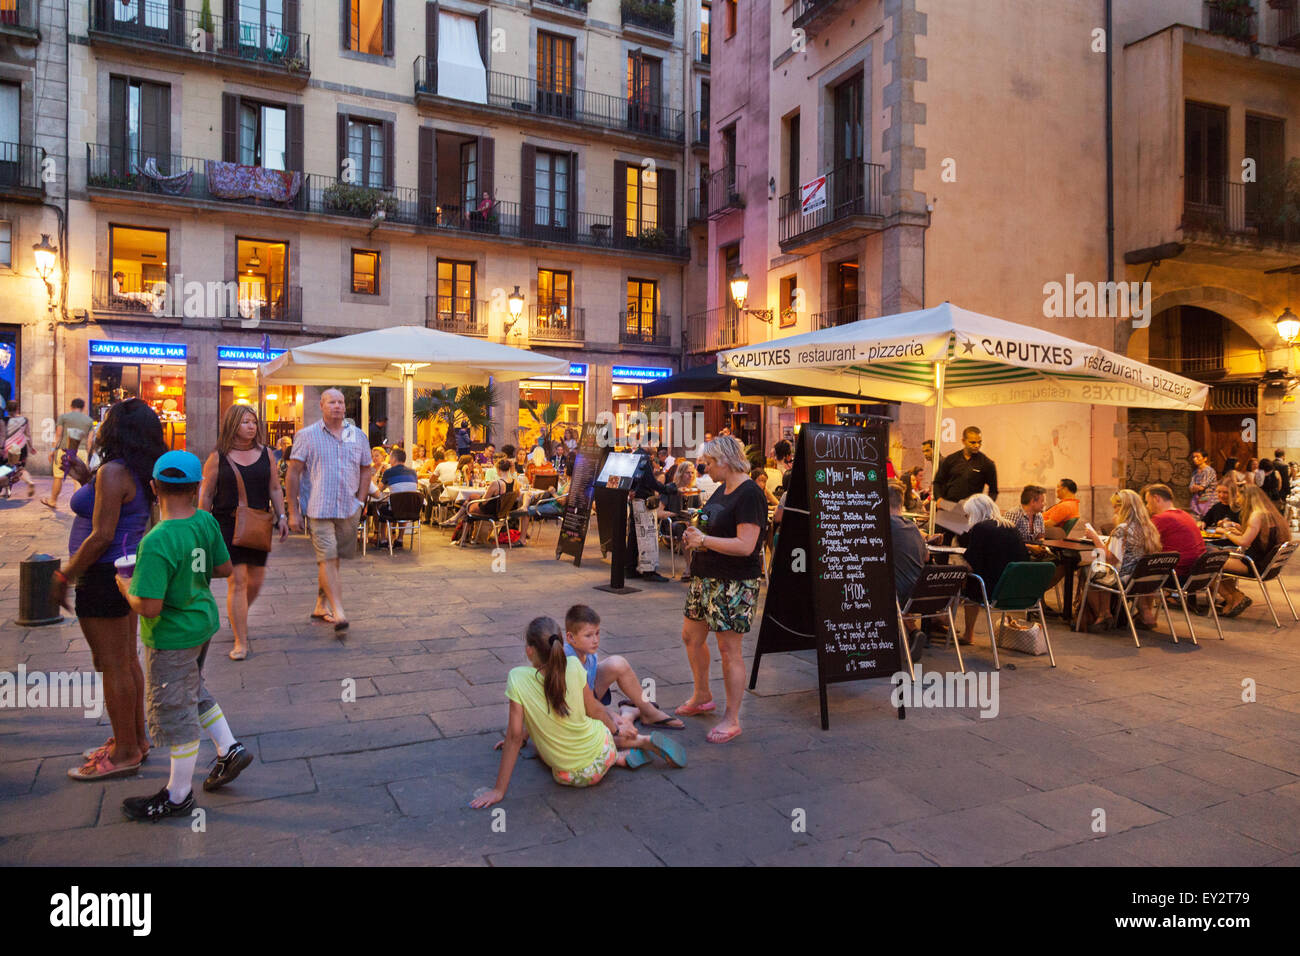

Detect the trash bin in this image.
[17,553,63,626]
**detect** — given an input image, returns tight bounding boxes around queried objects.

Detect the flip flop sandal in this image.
[706,726,743,745]
[39,498,57,510]
[229,647,248,660]
[311,612,334,622]
[624,749,653,770]
[67,750,141,781]
[644,730,687,768]
[674,700,716,717]
[1224,597,1252,618]
[645,714,686,729]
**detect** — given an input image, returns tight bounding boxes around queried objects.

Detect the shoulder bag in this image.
[228,452,274,551]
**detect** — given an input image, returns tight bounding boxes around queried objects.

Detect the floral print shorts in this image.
[685,576,761,634]
[552,727,618,788]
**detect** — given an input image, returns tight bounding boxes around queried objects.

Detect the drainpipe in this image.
[1105,0,1114,289]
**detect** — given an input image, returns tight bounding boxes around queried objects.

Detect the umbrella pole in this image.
[403,371,415,453]
[359,378,371,439]
[929,360,947,536]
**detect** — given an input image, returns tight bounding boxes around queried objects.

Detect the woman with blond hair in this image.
[1216,484,1290,617]
[200,404,288,659]
[1076,489,1162,631]
[1201,479,1240,528]
[956,494,1029,645]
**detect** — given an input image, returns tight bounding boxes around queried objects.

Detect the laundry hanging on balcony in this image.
[438,12,487,104]
[132,157,194,196]
[205,160,302,203]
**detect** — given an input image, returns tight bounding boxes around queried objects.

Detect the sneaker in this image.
[122,786,195,822]
[203,741,253,792]
[908,630,926,662]
[640,571,670,583]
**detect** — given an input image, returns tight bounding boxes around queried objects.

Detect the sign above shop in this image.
[612,366,672,384]
[218,346,288,368]
[532,363,588,382]
[89,340,188,364]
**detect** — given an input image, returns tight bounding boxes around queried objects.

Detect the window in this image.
[110,76,170,175]
[112,0,168,30]
[628,52,663,134]
[236,239,288,320]
[723,243,740,333]
[721,123,737,193]
[700,3,711,57]
[238,102,286,170]
[105,225,169,311]
[626,279,659,336]
[535,150,570,229]
[347,0,386,55]
[537,32,574,116]
[351,249,379,294]
[1185,102,1228,211]
[347,118,385,189]
[437,11,487,103]
[437,259,475,323]
[724,0,736,37]
[0,220,10,268]
[786,113,800,194]
[779,275,798,327]
[537,269,572,326]
[239,0,284,48]
[1245,114,1284,227]
[832,74,864,210]
[625,165,658,236]
[0,84,17,187]
[460,141,478,208]
[700,80,710,127]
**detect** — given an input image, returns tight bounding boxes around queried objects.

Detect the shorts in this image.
[552,727,618,788]
[308,512,360,561]
[52,449,87,479]
[75,562,131,619]
[143,641,218,748]
[685,576,761,634]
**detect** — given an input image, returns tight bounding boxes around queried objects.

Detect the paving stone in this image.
[890,758,1041,812]
[1106,817,1288,867]
[754,828,939,866]
[1002,782,1167,838]
[258,715,440,762]
[343,687,473,722]
[889,804,1071,866]
[1190,791,1300,853]
[1164,751,1298,795]
[488,825,662,867]
[1095,764,1239,816]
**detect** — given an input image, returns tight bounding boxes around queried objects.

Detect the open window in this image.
[351,249,380,294]
[436,9,487,102]
[236,238,289,320]
[344,0,391,56]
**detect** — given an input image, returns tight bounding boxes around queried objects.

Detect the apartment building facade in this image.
[2,0,708,464]
[694,0,1300,514]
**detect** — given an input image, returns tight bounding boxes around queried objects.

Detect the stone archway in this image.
[1118,285,1277,355]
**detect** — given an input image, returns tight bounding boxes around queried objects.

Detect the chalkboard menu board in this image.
[556,422,608,566]
[750,421,901,728]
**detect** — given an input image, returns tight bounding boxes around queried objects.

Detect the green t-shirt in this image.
[505,657,607,773]
[56,411,94,449]
[130,510,230,650]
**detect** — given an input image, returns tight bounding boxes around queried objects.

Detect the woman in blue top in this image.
[51,399,166,781]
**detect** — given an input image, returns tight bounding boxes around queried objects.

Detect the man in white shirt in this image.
[432,448,460,486]
[693,461,720,502]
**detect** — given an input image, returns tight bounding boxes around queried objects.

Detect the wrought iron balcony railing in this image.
[619,312,672,347]
[693,29,710,65]
[91,269,175,316]
[1204,1,1255,41]
[686,306,748,354]
[812,304,863,330]
[0,0,38,35]
[1183,177,1299,244]
[705,165,743,217]
[692,111,709,147]
[529,306,586,342]
[621,0,675,36]
[778,161,885,245]
[0,142,46,197]
[426,297,490,336]
[222,282,302,325]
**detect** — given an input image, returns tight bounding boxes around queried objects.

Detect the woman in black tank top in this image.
[1218,485,1290,618]
[199,406,288,659]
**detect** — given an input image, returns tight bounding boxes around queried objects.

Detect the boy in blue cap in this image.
[116,450,252,820]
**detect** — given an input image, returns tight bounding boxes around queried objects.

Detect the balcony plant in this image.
[323,181,399,218]
[637,226,669,250]
[622,0,675,33]
[1207,0,1256,39]
[88,168,137,189]
[1258,158,1300,244]
[198,0,215,52]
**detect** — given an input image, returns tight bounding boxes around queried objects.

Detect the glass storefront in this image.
[217,346,300,446]
[0,324,18,406]
[89,340,187,450]
[518,365,585,450]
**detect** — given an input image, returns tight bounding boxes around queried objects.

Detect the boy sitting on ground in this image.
[563,604,684,730]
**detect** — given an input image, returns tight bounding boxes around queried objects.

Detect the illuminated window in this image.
[351,249,379,294]
[625,165,658,237]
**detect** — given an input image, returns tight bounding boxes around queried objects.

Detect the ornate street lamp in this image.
[1276,307,1300,344]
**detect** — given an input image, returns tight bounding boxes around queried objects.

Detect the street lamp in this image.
[1276,307,1300,344]
[32,233,58,302]
[505,285,525,334]
[728,270,773,323]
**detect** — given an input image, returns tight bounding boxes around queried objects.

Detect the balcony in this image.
[1204,1,1255,41]
[426,297,490,336]
[529,306,585,344]
[90,270,177,319]
[620,313,673,348]
[0,143,46,202]
[686,306,749,354]
[621,0,675,37]
[0,0,39,43]
[812,304,862,330]
[1182,177,1300,252]
[706,166,744,218]
[533,0,589,13]
[414,62,684,144]
[89,1,310,82]
[692,111,709,148]
[1208,382,1259,411]
[779,161,886,253]
[693,30,710,66]
[793,0,846,37]
[1278,1,1300,48]
[688,187,706,224]
[223,283,302,328]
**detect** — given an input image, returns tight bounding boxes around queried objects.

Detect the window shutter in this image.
[476,9,489,70]
[568,150,579,240]
[287,104,304,172]
[340,0,350,51]
[336,113,348,180]
[418,126,436,223]
[658,166,676,239]
[383,0,395,56]
[170,0,185,45]
[425,2,439,92]
[613,160,627,240]
[108,76,127,177]
[139,84,170,171]
[478,136,494,198]
[285,0,299,54]
[383,120,395,190]
[224,0,238,51]
[520,143,537,239]
[221,94,238,163]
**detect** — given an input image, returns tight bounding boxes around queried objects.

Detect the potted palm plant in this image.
[520,399,564,457]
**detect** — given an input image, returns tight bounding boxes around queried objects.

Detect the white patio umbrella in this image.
[717,302,1208,529]
[260,325,570,450]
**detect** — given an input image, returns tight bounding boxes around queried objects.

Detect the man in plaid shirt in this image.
[1006,485,1047,546]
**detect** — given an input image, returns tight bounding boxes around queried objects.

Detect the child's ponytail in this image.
[525,616,569,717]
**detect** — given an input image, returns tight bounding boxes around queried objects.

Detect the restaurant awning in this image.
[640,362,887,407]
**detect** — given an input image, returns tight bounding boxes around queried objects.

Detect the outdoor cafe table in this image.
[441,484,546,504]
[1046,539,1097,621]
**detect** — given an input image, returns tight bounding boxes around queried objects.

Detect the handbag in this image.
[996,616,1048,655]
[228,453,274,551]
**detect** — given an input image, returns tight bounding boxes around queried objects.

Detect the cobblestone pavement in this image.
[2,483,1298,866]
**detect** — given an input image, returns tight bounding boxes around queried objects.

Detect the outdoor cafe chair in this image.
[456,488,519,548]
[1075,551,1182,648]
[897,565,969,675]
[379,491,424,556]
[1221,540,1298,629]
[958,561,1058,669]
[1162,549,1230,642]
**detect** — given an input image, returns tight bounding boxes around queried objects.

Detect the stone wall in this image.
[1126,410,1193,506]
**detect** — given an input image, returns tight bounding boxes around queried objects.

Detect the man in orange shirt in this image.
[1043,478,1080,528]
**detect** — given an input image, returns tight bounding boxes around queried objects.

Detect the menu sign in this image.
[555,422,608,566]
[749,422,900,728]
